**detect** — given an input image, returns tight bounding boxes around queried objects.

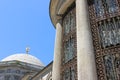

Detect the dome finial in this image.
[26,47,30,54]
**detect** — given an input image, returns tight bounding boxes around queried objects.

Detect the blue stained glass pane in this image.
[105,0,118,13]
[94,0,104,17]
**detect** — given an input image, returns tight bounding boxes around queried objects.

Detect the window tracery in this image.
[0,70,5,73]
[94,0,119,18]
[0,75,4,80]
[64,38,75,63]
[14,75,21,80]
[94,0,104,17]
[98,17,120,48]
[88,0,120,80]
[103,54,120,80]
[63,8,76,35]
[63,67,76,80]
[64,68,70,80]
[5,75,11,80]
[105,0,118,13]
[61,4,77,80]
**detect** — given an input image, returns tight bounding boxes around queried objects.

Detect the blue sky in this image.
[0,0,55,65]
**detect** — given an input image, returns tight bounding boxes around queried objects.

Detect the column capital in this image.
[56,22,62,27]
[56,18,62,26]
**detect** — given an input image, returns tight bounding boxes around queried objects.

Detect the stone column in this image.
[76,0,97,80]
[52,22,62,80]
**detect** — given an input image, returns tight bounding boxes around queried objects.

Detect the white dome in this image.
[1,53,44,66]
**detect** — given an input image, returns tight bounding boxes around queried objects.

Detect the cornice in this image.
[49,0,75,28]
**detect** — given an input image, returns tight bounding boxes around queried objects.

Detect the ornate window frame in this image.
[88,0,120,80]
[61,2,77,80]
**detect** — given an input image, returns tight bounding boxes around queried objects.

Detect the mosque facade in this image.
[1,0,120,80]
[49,0,120,80]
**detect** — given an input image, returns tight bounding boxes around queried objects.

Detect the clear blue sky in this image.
[0,0,55,65]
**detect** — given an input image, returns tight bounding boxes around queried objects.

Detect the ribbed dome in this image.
[1,53,44,66]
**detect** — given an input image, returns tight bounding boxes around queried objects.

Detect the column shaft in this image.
[76,0,97,80]
[52,23,62,80]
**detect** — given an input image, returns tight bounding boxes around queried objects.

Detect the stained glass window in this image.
[94,0,104,17]
[88,0,120,79]
[63,9,76,35]
[99,17,120,48]
[103,54,120,80]
[63,7,76,63]
[71,67,75,80]
[14,75,21,80]
[64,38,75,63]
[64,69,70,80]
[104,55,116,80]
[0,70,5,73]
[105,0,118,13]
[64,15,70,35]
[0,75,4,80]
[94,0,118,17]
[63,67,76,80]
[62,5,76,80]
[70,11,76,31]
[114,54,120,80]
[5,75,11,80]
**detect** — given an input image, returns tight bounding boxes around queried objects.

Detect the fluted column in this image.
[52,22,62,80]
[76,0,97,80]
